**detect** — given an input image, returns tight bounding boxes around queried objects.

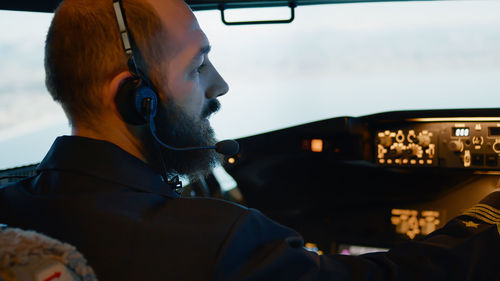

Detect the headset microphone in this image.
[214,139,240,156]
[144,101,239,156]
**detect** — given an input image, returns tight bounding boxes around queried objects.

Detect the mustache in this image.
[201,99,221,119]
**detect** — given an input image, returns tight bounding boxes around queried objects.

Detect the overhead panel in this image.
[0,0,433,13]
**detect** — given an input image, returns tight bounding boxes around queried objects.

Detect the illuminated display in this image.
[338,244,388,256]
[452,127,470,137]
[489,127,500,136]
[391,209,441,239]
[304,242,323,255]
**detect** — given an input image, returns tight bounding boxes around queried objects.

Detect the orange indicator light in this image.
[310,139,323,152]
[227,157,236,164]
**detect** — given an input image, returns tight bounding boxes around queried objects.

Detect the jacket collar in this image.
[38,136,180,199]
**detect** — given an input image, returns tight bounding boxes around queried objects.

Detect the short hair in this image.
[44,0,168,126]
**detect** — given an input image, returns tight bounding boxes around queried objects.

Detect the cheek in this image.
[165,70,194,100]
[168,76,204,117]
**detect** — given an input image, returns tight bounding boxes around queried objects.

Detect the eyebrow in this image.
[192,45,211,62]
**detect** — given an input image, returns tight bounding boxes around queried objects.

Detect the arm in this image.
[214,191,500,281]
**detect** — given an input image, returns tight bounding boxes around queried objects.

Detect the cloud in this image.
[1,1,500,143]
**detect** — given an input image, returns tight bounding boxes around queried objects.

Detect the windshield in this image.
[1,0,500,169]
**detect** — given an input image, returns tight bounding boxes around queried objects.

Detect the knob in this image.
[406,143,421,157]
[396,130,405,143]
[417,135,431,147]
[493,141,500,153]
[407,130,417,143]
[448,140,463,152]
[472,136,483,145]
[391,143,405,157]
[379,136,393,147]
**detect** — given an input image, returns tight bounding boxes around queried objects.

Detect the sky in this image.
[1,1,500,169]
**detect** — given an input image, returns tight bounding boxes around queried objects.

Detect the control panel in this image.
[375,121,500,169]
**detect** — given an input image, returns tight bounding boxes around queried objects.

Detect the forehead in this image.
[148,0,208,56]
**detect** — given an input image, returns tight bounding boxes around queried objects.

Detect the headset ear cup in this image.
[115,78,155,125]
[135,84,158,121]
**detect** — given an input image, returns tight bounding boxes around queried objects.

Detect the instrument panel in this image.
[375,119,500,169]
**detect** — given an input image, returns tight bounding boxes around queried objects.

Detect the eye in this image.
[195,63,206,74]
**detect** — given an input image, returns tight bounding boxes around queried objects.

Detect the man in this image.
[1,0,499,280]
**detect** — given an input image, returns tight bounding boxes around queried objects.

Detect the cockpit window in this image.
[0,11,61,169]
[1,0,500,168]
[198,1,500,139]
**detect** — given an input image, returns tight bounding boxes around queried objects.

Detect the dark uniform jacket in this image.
[1,136,499,281]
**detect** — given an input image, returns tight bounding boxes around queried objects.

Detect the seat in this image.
[0,224,98,281]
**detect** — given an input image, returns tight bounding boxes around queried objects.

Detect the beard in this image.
[148,98,223,178]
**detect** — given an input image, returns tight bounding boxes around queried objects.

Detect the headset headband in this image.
[112,0,140,77]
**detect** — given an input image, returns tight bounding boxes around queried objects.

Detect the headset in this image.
[112,0,157,126]
[111,0,239,156]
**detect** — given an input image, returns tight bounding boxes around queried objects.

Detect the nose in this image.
[206,64,229,99]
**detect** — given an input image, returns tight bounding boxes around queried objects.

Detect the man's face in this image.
[147,0,229,176]
[164,31,228,124]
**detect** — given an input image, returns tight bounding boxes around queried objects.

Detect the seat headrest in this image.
[0,225,97,281]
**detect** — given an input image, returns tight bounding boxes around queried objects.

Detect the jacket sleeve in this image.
[214,191,500,281]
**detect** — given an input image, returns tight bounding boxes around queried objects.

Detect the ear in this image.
[106,71,133,113]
